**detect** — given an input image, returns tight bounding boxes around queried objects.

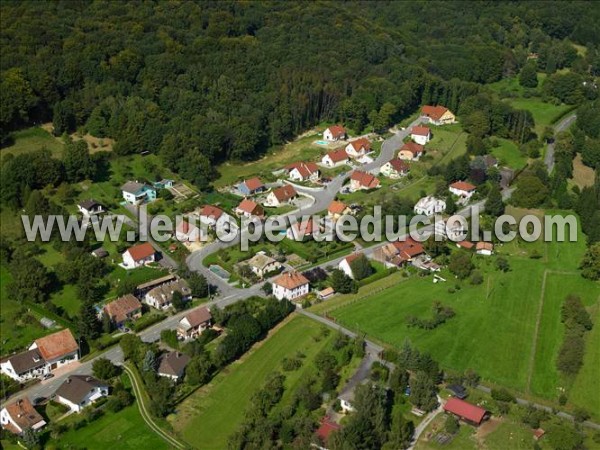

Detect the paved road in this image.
[408,397,444,450]
[544,113,577,173]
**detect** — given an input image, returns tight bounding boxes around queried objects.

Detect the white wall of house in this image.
[122,252,155,269]
[411,133,430,145]
[272,283,309,300]
[57,387,108,413]
[449,187,475,199]
[338,259,354,279]
[339,398,355,413]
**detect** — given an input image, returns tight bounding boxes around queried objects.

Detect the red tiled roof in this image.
[476,242,494,252]
[411,125,431,137]
[243,177,264,192]
[291,218,318,236]
[3,398,46,434]
[326,125,346,138]
[286,162,319,179]
[388,159,410,173]
[126,242,155,262]
[400,141,424,156]
[450,181,476,192]
[457,240,475,249]
[326,148,349,163]
[273,271,309,290]
[393,238,425,260]
[344,252,363,265]
[199,205,224,220]
[272,184,297,202]
[422,105,449,121]
[347,137,371,152]
[350,171,380,189]
[444,398,487,424]
[237,199,264,216]
[34,329,78,361]
[328,200,348,215]
[316,416,341,442]
[183,307,212,328]
[104,294,142,324]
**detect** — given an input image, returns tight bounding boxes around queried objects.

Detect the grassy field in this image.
[1,126,65,159]
[505,98,572,135]
[172,315,335,449]
[570,153,596,189]
[51,401,169,449]
[323,230,600,412]
[491,138,528,170]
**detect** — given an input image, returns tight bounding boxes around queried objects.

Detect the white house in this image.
[323,125,347,141]
[410,126,431,145]
[144,278,191,310]
[177,307,212,340]
[345,138,371,158]
[175,220,203,243]
[121,181,157,205]
[338,253,364,279]
[421,105,456,125]
[449,181,476,200]
[414,196,446,216]
[77,200,105,217]
[476,242,494,256]
[122,242,156,269]
[272,271,310,301]
[349,171,380,191]
[197,204,228,228]
[286,162,320,182]
[380,159,409,178]
[322,149,349,167]
[265,184,298,207]
[54,375,109,413]
[157,351,190,381]
[1,398,46,435]
[0,329,79,382]
[246,252,281,278]
[235,199,265,219]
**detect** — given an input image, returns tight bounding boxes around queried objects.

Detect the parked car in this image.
[32,396,46,406]
[42,373,54,380]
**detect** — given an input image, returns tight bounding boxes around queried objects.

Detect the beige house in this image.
[380,159,410,178]
[246,252,282,278]
[421,105,456,125]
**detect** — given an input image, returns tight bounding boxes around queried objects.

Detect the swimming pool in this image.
[316,140,329,145]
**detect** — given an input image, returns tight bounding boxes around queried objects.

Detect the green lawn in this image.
[491,138,528,170]
[172,315,335,449]
[1,126,65,159]
[51,402,169,449]
[504,98,572,135]
[326,233,600,411]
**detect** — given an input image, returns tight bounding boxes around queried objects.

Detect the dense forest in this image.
[1,1,599,190]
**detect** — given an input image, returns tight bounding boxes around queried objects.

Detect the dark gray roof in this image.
[6,349,44,374]
[54,375,108,404]
[121,181,146,194]
[91,247,108,258]
[158,351,190,378]
[78,199,102,210]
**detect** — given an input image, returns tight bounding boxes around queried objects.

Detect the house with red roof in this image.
[237,177,265,196]
[449,181,477,200]
[421,105,456,125]
[122,242,156,269]
[235,199,265,219]
[266,184,298,207]
[345,137,372,158]
[0,329,79,382]
[272,271,310,300]
[175,220,203,243]
[103,294,142,328]
[287,218,319,241]
[380,158,410,178]
[350,171,380,191]
[338,252,366,279]
[286,162,320,182]
[327,200,350,220]
[410,125,431,145]
[1,397,46,435]
[323,125,347,141]
[443,398,489,426]
[476,241,494,256]
[314,416,341,450]
[398,141,424,161]
[322,148,349,167]
[197,204,230,228]
[456,240,475,250]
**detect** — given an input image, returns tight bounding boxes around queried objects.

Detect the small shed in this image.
[40,318,56,329]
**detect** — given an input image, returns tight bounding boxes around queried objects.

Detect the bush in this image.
[491,388,516,403]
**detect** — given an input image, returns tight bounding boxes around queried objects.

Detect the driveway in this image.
[544,113,577,173]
